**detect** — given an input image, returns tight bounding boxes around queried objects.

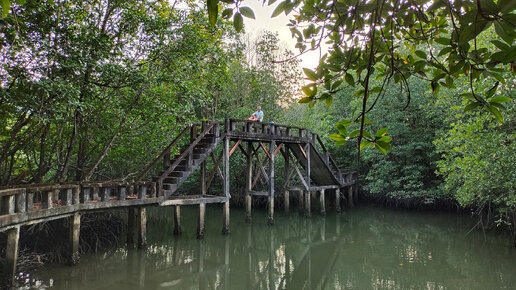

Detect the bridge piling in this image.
[335,188,341,213]
[137,207,147,248]
[197,203,206,239]
[245,142,252,223]
[174,205,182,235]
[267,141,275,225]
[347,186,354,208]
[320,189,326,216]
[222,202,230,234]
[69,212,81,265]
[3,226,20,287]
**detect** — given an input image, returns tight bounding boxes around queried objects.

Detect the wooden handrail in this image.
[158,122,218,182]
[315,134,340,173]
[136,126,190,181]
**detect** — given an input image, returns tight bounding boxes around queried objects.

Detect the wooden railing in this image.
[156,121,220,197]
[225,119,313,139]
[0,181,157,229]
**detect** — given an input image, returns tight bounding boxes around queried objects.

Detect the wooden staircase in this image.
[155,123,221,198]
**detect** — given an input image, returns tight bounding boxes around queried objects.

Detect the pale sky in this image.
[242,0,322,71]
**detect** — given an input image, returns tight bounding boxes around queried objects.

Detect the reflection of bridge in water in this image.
[0,119,357,285]
[39,214,346,289]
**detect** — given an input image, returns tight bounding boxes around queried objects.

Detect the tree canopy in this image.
[208,0,516,155]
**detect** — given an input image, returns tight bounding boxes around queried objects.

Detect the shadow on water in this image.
[31,205,516,289]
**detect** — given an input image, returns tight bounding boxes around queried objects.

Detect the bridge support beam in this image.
[335,188,341,213]
[2,226,20,287]
[197,203,206,239]
[320,189,326,216]
[69,212,81,265]
[267,141,275,225]
[245,142,252,223]
[137,207,147,248]
[174,205,182,235]
[222,201,230,234]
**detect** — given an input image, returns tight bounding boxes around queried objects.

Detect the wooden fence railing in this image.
[0,181,157,229]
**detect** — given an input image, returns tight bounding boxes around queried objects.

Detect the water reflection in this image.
[33,206,516,289]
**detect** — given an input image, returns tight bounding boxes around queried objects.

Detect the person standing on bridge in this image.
[248,105,264,122]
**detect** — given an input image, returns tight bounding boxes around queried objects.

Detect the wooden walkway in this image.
[0,119,356,285]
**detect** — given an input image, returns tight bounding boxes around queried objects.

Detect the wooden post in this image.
[15,189,26,213]
[284,190,289,214]
[304,191,311,218]
[335,188,341,213]
[223,134,230,199]
[69,212,81,265]
[197,203,206,239]
[222,201,230,234]
[245,142,252,223]
[319,189,326,216]
[3,226,20,287]
[245,195,252,223]
[284,146,290,215]
[173,205,182,235]
[137,207,147,248]
[72,187,80,204]
[200,160,206,195]
[127,208,136,244]
[268,141,275,225]
[305,143,311,190]
[268,197,274,225]
[347,186,354,208]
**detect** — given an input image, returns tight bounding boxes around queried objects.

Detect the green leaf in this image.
[233,12,243,32]
[415,50,427,59]
[375,143,387,154]
[328,133,345,141]
[498,0,516,11]
[434,37,451,45]
[1,0,10,18]
[298,97,312,103]
[345,73,354,86]
[271,1,287,17]
[464,102,482,112]
[378,136,392,143]
[207,0,219,26]
[362,131,373,139]
[303,68,318,81]
[336,124,347,136]
[349,130,360,138]
[491,39,510,51]
[359,140,371,151]
[489,96,512,103]
[325,95,333,107]
[486,104,504,122]
[239,7,255,19]
[336,119,352,127]
[222,8,233,19]
[375,127,388,137]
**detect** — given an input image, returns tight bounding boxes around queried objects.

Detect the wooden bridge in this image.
[0,119,356,285]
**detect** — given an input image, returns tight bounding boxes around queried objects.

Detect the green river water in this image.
[27,205,516,289]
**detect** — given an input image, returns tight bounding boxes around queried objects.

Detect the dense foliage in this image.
[0,0,301,185]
